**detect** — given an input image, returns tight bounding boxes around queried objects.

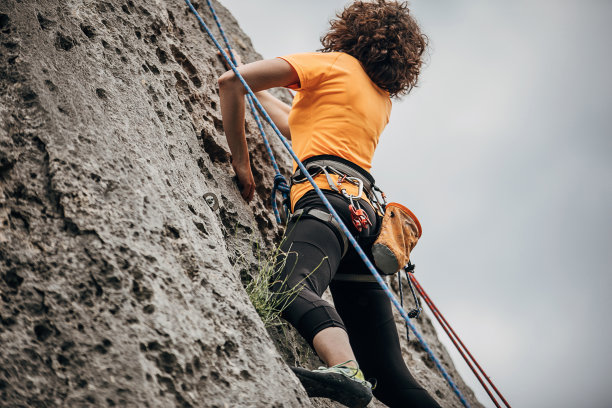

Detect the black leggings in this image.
[275,190,440,408]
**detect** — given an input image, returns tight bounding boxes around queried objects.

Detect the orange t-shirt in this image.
[277,52,392,210]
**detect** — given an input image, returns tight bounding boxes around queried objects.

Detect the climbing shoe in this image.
[291,360,373,408]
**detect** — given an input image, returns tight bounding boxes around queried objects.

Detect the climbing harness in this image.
[184,1,486,406]
[290,154,386,216]
[290,207,349,257]
[290,154,383,235]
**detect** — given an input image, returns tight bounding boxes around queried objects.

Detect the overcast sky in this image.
[217,1,612,407]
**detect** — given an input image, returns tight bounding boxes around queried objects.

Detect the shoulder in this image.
[277,52,344,90]
[279,51,343,67]
[333,52,360,66]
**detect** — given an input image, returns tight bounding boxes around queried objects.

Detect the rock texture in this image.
[0,1,482,407]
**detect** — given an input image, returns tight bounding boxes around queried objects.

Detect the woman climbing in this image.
[218,1,439,407]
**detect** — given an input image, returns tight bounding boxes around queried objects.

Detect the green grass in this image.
[244,233,326,328]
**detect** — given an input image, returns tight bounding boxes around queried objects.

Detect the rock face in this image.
[0,1,482,407]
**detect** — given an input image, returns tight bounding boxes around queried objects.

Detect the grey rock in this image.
[0,1,483,407]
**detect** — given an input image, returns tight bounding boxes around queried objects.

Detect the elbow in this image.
[217,70,234,87]
[218,70,244,93]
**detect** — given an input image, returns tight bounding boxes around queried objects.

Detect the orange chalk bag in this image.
[372,202,422,275]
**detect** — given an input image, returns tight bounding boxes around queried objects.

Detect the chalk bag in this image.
[372,202,422,275]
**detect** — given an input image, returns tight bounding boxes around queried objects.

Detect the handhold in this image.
[203,192,219,211]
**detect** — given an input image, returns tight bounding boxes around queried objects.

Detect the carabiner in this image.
[339,176,363,201]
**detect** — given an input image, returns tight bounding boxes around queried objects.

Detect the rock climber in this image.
[218,1,440,407]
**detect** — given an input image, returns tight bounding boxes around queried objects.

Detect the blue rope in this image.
[272,174,291,222]
[204,0,289,222]
[185,2,470,406]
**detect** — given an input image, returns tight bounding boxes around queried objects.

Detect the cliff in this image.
[0,1,482,406]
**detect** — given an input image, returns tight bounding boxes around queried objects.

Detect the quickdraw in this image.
[349,203,371,232]
[348,200,372,232]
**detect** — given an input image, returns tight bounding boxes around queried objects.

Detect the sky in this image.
[217,1,612,407]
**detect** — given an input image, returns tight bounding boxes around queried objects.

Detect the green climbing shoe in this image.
[291,360,373,408]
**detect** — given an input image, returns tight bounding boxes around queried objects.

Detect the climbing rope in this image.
[184,1,470,406]
[203,0,290,223]
[409,275,512,408]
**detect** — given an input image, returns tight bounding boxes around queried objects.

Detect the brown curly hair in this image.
[320,0,427,97]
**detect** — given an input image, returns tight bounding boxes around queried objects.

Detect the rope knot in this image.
[273,174,291,194]
[271,174,290,223]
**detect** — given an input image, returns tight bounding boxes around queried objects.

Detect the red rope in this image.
[409,275,511,408]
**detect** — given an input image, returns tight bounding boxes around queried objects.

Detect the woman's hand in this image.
[231,157,255,202]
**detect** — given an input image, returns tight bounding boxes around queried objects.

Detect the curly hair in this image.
[320,0,427,97]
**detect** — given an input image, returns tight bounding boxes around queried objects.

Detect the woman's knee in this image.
[280,294,345,345]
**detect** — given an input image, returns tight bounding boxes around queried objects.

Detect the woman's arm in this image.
[218,58,298,202]
[217,53,294,138]
[252,89,292,138]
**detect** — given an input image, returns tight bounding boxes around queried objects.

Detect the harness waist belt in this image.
[291,155,376,200]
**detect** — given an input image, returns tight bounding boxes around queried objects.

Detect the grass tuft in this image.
[244,233,325,328]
